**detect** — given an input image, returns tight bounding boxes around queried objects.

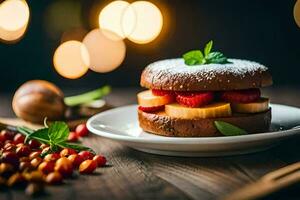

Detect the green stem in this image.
[64,85,111,107]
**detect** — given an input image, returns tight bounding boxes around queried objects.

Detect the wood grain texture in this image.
[0,87,300,200]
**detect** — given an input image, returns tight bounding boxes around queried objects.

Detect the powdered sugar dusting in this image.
[146,58,268,79]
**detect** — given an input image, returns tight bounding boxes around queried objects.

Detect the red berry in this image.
[3,143,16,152]
[152,89,174,96]
[28,139,41,149]
[38,161,55,174]
[93,155,106,167]
[0,130,15,141]
[0,134,5,143]
[41,147,51,155]
[67,131,78,142]
[78,151,94,161]
[60,148,77,157]
[30,157,43,168]
[40,144,49,149]
[44,153,60,162]
[176,92,214,107]
[29,151,41,160]
[221,89,261,103]
[1,152,19,167]
[79,160,97,174]
[75,124,89,137]
[68,154,84,168]
[13,133,25,144]
[54,157,73,177]
[16,145,31,157]
[45,172,63,184]
[138,105,165,113]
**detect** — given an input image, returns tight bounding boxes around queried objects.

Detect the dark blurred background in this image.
[0,0,299,93]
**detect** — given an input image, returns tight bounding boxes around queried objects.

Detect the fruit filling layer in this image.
[137,89,269,117]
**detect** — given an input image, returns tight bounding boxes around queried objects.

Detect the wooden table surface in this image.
[0,87,300,200]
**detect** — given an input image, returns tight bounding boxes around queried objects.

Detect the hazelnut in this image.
[12,80,66,123]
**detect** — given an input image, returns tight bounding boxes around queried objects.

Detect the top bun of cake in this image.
[140,58,272,91]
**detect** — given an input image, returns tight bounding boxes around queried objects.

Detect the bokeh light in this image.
[83,29,126,73]
[122,1,163,44]
[53,41,90,79]
[98,0,130,39]
[294,0,300,28]
[0,0,30,42]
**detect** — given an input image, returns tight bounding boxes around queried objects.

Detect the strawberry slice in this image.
[138,105,165,113]
[175,92,214,107]
[221,89,261,103]
[152,89,174,96]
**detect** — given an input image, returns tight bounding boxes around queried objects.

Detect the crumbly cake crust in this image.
[138,109,271,137]
[140,58,272,91]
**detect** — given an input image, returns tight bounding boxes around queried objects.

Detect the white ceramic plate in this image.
[87,104,300,157]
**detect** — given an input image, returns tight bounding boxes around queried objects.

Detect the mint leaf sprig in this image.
[214,121,247,136]
[17,121,94,155]
[183,40,231,66]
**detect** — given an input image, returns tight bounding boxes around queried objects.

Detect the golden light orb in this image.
[53,41,90,79]
[0,0,30,42]
[83,29,126,73]
[122,1,163,44]
[294,0,300,28]
[98,0,130,39]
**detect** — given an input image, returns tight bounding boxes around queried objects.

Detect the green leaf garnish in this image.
[183,50,204,65]
[17,120,94,156]
[204,40,213,56]
[183,40,231,66]
[48,121,69,144]
[214,121,247,136]
[58,142,95,154]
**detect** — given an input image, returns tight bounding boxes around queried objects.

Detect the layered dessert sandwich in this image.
[137,41,273,137]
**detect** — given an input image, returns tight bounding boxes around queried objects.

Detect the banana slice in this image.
[165,102,232,119]
[137,90,174,107]
[231,98,269,113]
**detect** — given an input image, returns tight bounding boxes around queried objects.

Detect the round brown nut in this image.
[12,80,66,123]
